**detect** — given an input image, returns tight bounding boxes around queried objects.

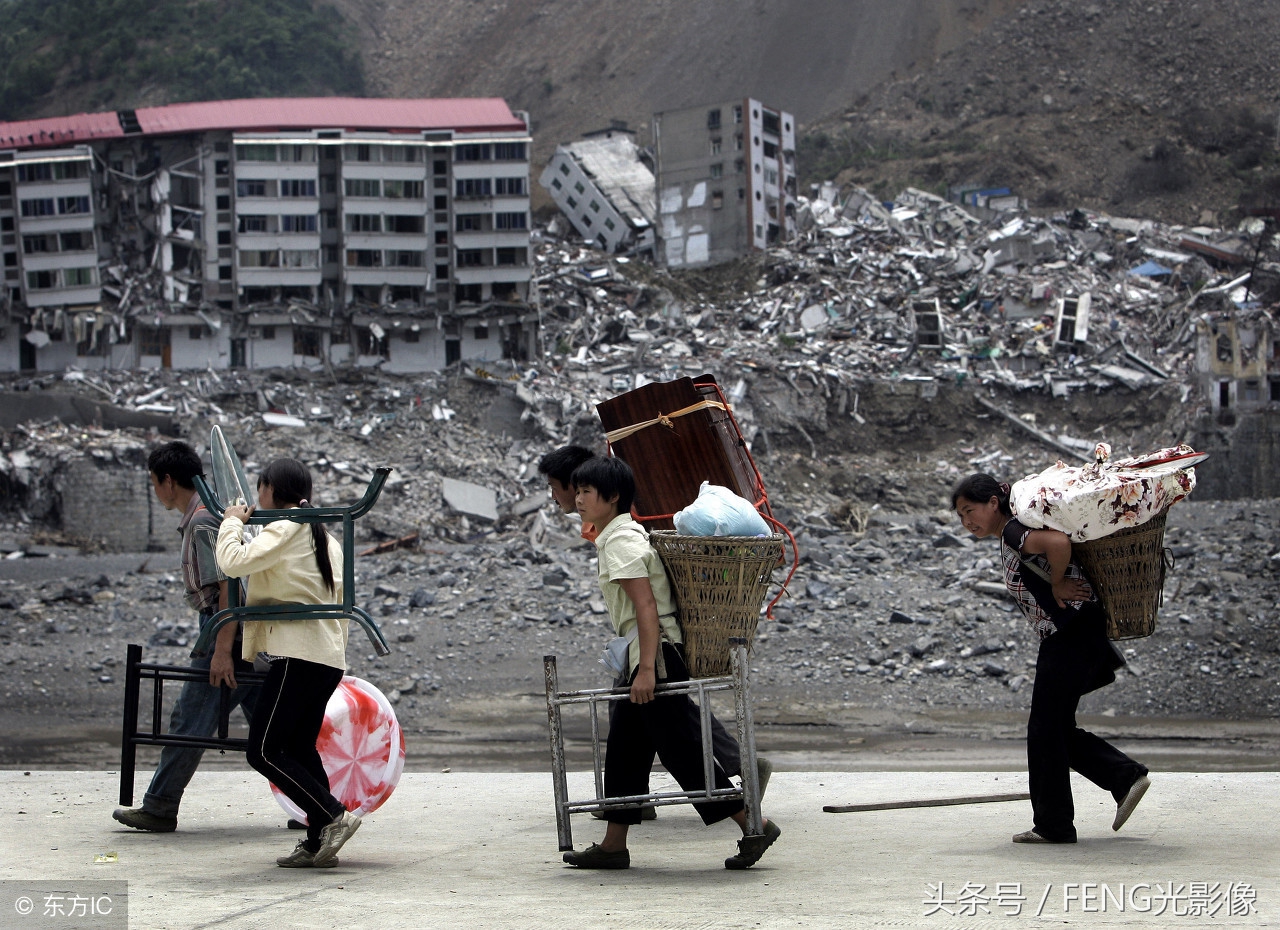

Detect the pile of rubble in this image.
[535,183,1276,402]
[1,188,1277,550]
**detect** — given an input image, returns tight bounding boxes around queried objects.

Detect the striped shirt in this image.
[999,518,1096,640]
[178,493,225,612]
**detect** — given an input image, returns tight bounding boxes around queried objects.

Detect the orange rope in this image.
[605,380,801,621]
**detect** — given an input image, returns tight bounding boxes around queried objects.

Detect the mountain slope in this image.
[807,0,1280,222]
[339,0,1021,163]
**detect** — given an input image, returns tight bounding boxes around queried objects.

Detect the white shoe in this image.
[313,810,361,866]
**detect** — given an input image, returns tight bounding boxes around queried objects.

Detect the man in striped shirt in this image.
[113,441,260,832]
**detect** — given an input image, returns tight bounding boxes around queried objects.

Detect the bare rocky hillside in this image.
[336,0,1022,194]
[337,0,1279,221]
[811,0,1280,223]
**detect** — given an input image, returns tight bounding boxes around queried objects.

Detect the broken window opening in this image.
[455,178,491,198]
[347,214,382,233]
[385,250,424,268]
[279,179,316,198]
[345,249,381,268]
[455,144,491,162]
[383,180,424,199]
[293,327,322,357]
[345,178,380,198]
[236,144,277,162]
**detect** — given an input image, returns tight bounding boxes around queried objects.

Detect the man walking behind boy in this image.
[536,446,772,822]
[113,441,260,832]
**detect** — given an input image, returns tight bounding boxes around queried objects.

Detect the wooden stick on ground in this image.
[824,792,1030,814]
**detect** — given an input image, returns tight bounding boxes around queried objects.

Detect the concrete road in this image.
[3,770,1277,929]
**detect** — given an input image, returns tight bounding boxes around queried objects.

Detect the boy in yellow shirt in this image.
[561,456,780,870]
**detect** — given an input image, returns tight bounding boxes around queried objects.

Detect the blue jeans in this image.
[141,612,260,817]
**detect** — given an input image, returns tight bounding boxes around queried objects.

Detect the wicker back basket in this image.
[650,531,784,677]
[1073,510,1171,640]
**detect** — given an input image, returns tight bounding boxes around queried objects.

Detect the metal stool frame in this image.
[543,638,763,852]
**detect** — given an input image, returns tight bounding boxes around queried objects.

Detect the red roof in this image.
[1,98,526,151]
[0,112,124,150]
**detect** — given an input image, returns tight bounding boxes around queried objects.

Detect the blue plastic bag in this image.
[673,482,769,537]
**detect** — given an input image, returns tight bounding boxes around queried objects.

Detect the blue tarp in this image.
[1128,260,1173,277]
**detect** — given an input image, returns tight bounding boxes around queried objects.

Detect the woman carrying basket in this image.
[952,474,1151,844]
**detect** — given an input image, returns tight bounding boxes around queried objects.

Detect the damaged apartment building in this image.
[0,98,537,373]
[654,98,797,268]
[539,99,797,269]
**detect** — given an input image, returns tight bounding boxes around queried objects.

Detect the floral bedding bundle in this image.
[1010,443,1205,542]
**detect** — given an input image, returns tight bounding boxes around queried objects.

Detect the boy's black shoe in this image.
[562,843,630,869]
[725,818,781,870]
[1013,829,1076,844]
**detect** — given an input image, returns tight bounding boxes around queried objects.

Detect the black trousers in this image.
[1027,609,1146,841]
[609,678,743,778]
[246,657,345,846]
[604,643,744,826]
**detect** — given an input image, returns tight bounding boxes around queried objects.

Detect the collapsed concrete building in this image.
[538,130,656,256]
[0,98,538,373]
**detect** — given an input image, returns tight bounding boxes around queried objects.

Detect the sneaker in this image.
[756,756,774,800]
[1113,774,1151,831]
[592,805,658,821]
[725,818,781,870]
[1012,829,1075,844]
[277,841,338,869]
[562,843,630,869]
[312,810,361,866]
[287,818,307,830]
[112,807,177,833]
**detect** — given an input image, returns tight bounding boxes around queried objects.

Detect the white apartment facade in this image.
[0,98,536,373]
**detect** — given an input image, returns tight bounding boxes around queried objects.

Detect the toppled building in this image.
[538,130,656,256]
[0,98,538,373]
[653,98,797,268]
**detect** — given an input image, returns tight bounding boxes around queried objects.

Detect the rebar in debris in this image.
[824,792,1030,814]
[974,396,1092,464]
